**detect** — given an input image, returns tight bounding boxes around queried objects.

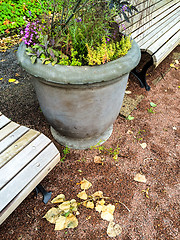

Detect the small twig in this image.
[116,201,131,212]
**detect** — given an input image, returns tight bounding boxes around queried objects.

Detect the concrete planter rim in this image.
[17,40,141,85]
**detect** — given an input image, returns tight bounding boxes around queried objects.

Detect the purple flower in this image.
[20,30,23,35]
[122,5,127,12]
[75,18,82,22]
[29,11,32,16]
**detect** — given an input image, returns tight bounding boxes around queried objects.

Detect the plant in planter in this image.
[17,0,140,149]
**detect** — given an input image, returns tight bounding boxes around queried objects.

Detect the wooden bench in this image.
[120,0,180,90]
[0,112,60,225]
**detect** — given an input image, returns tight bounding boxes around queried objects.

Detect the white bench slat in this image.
[123,0,176,34]
[117,0,157,31]
[0,143,59,212]
[0,126,29,155]
[0,154,60,225]
[132,3,179,44]
[144,23,179,55]
[0,129,40,168]
[0,133,51,190]
[153,31,180,67]
[0,121,20,141]
[0,115,11,129]
[139,13,180,50]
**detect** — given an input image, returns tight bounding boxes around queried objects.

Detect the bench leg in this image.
[131,58,153,91]
[35,184,52,204]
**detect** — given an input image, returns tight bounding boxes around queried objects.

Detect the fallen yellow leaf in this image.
[43,207,60,224]
[92,191,104,199]
[174,60,179,64]
[8,79,16,82]
[134,173,147,183]
[101,211,114,221]
[55,215,66,230]
[80,178,92,190]
[94,156,103,164]
[142,187,150,198]
[51,194,65,203]
[77,190,88,200]
[140,143,147,149]
[58,201,70,211]
[107,221,122,237]
[64,213,78,229]
[0,78,3,80]
[95,204,103,213]
[170,63,178,70]
[86,201,94,209]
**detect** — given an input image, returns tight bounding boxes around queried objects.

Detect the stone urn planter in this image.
[17,40,140,149]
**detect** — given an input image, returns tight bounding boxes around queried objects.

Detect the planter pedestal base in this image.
[50,125,113,150]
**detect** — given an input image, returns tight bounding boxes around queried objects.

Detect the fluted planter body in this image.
[17,40,140,149]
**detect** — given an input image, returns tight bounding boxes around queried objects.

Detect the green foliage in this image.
[147,101,157,113]
[61,146,70,162]
[126,115,134,120]
[0,0,49,35]
[91,144,120,161]
[150,102,157,107]
[86,35,132,65]
[19,0,137,66]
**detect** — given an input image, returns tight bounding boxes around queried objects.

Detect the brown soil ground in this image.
[0,44,179,240]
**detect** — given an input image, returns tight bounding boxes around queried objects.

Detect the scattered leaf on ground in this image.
[54,215,67,230]
[170,63,178,69]
[51,194,65,203]
[70,199,78,212]
[92,191,104,199]
[127,115,134,120]
[8,78,16,82]
[58,201,71,212]
[142,187,150,198]
[80,178,92,190]
[174,59,179,64]
[150,102,157,107]
[140,143,147,149]
[77,190,88,200]
[95,204,103,213]
[64,213,78,229]
[147,108,155,113]
[96,204,115,221]
[83,201,94,209]
[0,78,3,80]
[94,156,103,164]
[134,173,147,183]
[97,198,105,206]
[43,207,60,224]
[107,221,122,238]
[127,130,133,134]
[125,90,132,94]
[101,211,114,221]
